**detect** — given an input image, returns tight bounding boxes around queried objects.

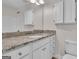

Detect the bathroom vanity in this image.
[2,31,56,59]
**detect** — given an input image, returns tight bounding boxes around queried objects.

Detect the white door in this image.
[40,43,50,59]
[64,0,76,23]
[33,43,50,59]
[55,1,63,23]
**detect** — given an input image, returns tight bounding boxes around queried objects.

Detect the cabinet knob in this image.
[18,52,22,56]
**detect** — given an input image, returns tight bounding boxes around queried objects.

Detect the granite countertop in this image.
[2,31,56,53]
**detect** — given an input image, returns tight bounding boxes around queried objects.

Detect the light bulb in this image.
[39,0,44,4]
[30,0,36,3]
[35,1,40,5]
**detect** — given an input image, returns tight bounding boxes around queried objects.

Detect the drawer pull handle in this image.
[42,48,46,51]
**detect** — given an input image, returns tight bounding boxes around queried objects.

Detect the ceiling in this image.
[2,0,61,11]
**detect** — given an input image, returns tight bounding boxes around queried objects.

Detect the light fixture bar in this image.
[30,0,45,5]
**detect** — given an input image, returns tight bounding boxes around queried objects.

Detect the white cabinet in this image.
[40,43,51,59]
[33,43,50,59]
[64,0,76,23]
[3,43,32,59]
[54,1,63,23]
[33,48,41,59]
[33,36,56,59]
[24,10,33,25]
[54,0,76,24]
[3,35,56,59]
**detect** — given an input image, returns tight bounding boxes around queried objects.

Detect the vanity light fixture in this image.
[35,1,40,5]
[30,0,44,5]
[30,0,36,3]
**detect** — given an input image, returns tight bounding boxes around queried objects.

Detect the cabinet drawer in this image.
[33,37,50,51]
[14,44,32,58]
[3,43,32,59]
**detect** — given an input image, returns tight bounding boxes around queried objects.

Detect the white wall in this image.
[2,5,25,33]
[2,5,34,33]
[2,5,57,32]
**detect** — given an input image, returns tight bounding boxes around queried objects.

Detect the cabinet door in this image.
[40,43,50,59]
[55,1,63,23]
[50,41,56,56]
[64,0,76,23]
[33,43,50,59]
[3,43,32,59]
[72,0,76,23]
[20,53,32,59]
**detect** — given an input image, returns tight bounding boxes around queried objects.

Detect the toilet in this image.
[63,54,76,59]
[62,40,77,59]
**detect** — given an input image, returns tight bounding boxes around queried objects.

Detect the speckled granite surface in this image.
[2,30,56,38]
[2,30,56,53]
